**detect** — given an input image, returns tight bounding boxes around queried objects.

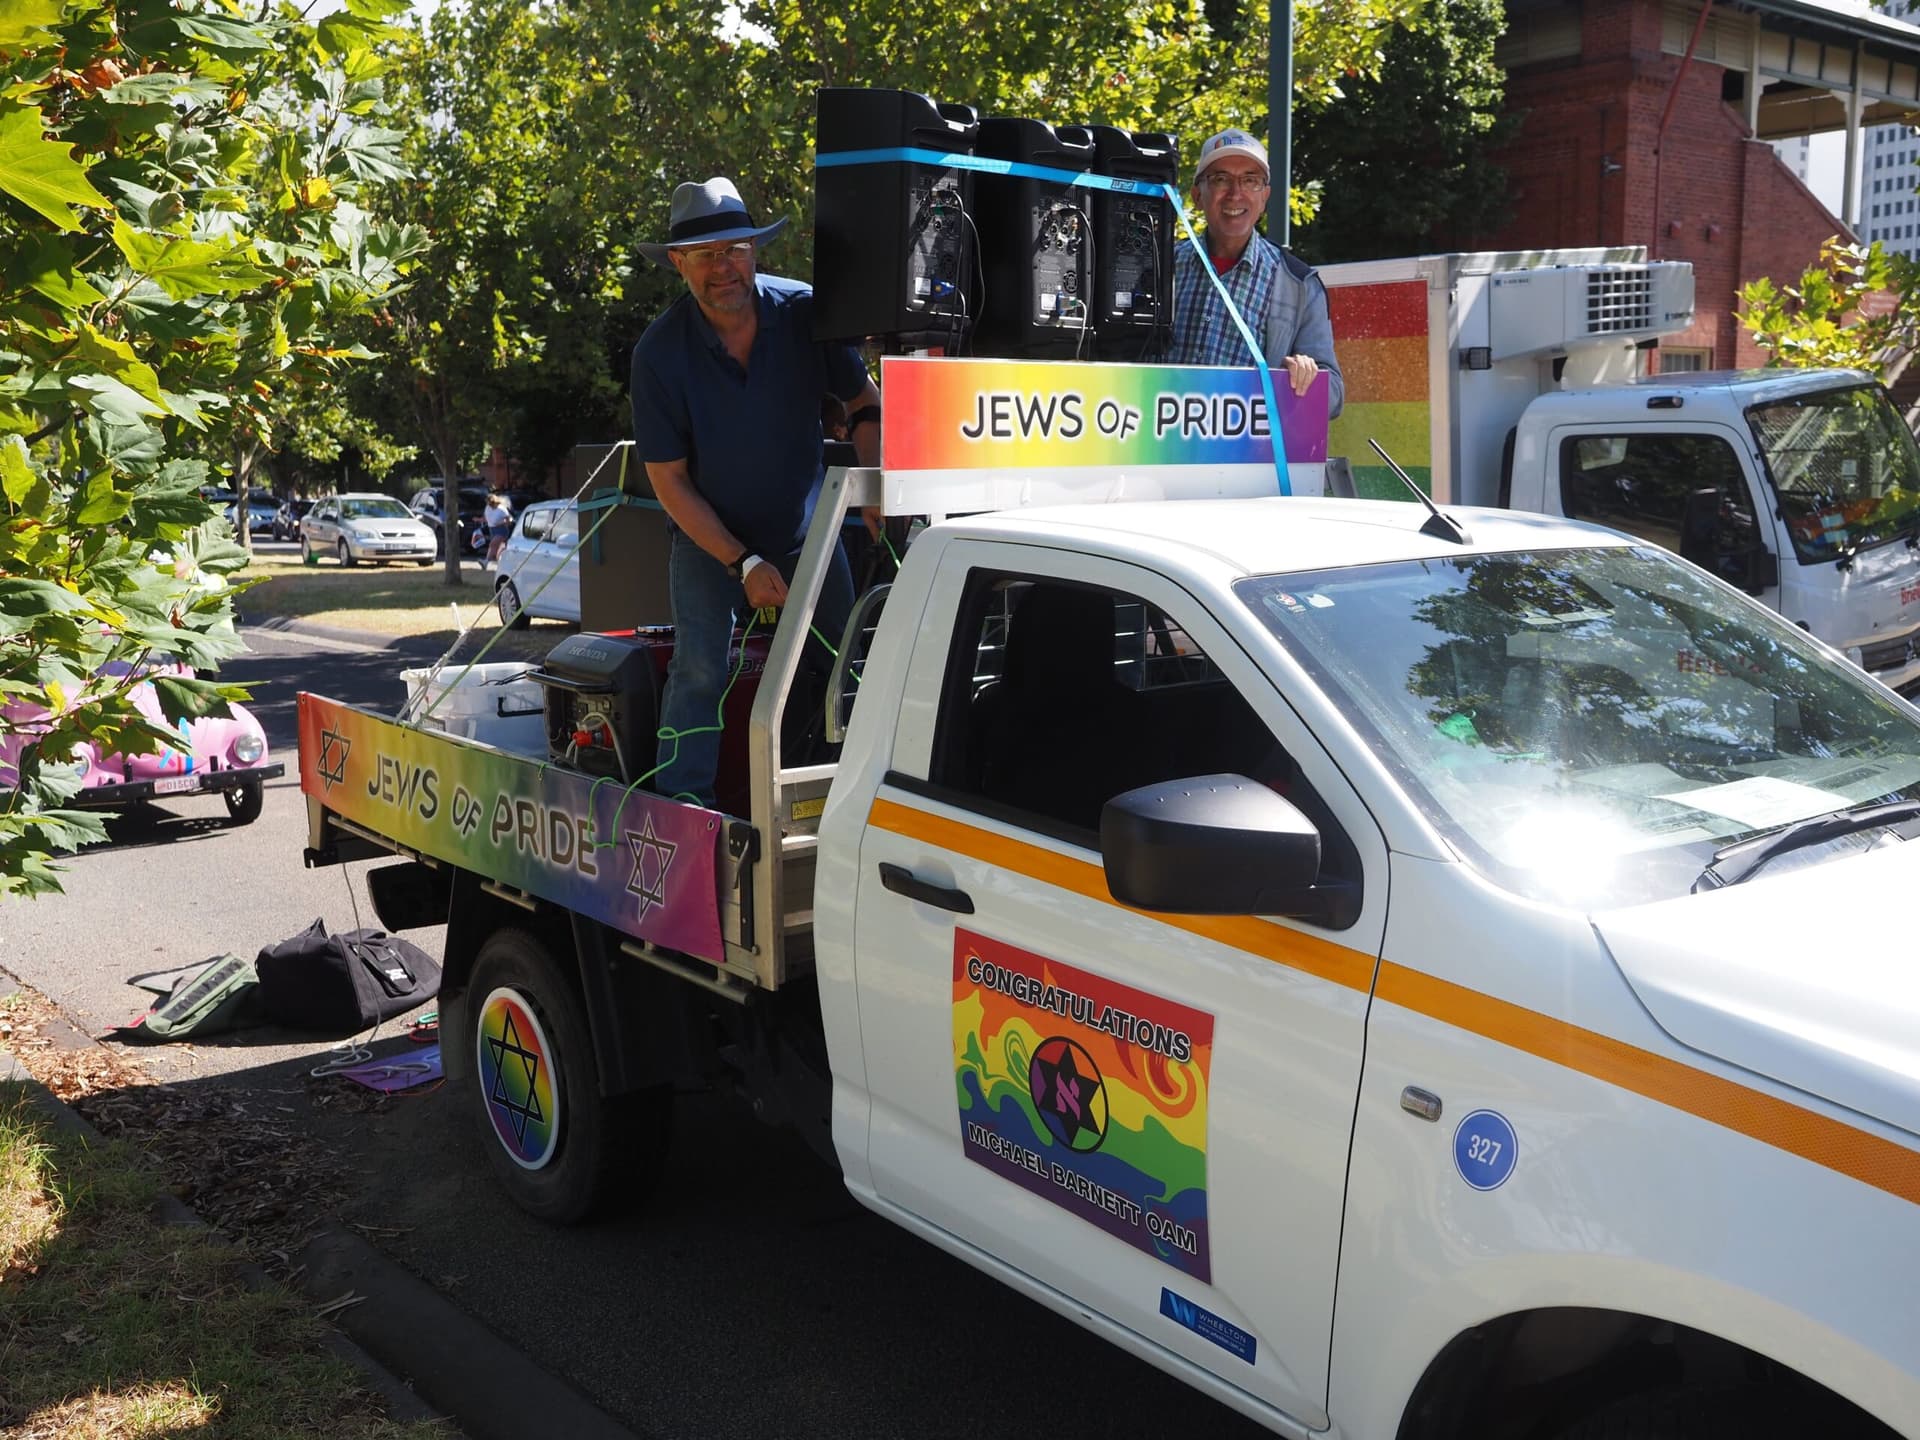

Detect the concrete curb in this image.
[0,1041,646,1440]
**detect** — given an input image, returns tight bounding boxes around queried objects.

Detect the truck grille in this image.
[1858,630,1920,674]
[1586,268,1653,334]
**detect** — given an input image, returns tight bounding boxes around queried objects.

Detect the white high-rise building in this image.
[1772,135,1812,185]
[1866,0,1920,259]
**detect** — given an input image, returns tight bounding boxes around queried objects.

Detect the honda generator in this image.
[532,628,772,816]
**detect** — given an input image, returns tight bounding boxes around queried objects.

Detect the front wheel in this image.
[497,580,529,630]
[224,782,263,825]
[465,928,672,1223]
[338,539,357,568]
[415,559,432,567]
[1548,1385,1837,1439]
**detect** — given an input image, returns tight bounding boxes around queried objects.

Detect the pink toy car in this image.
[1,663,283,826]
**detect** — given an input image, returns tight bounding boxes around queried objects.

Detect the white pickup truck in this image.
[301,367,1919,1440]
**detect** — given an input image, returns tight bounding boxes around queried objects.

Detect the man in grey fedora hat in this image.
[630,176,882,806]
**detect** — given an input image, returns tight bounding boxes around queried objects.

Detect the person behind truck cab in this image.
[630,176,882,807]
[1161,128,1344,419]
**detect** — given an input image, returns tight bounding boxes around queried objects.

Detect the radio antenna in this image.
[1368,438,1470,544]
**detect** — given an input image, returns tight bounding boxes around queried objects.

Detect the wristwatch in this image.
[727,550,764,581]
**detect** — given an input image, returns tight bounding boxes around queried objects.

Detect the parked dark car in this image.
[410,480,489,557]
[224,498,278,538]
[272,497,313,542]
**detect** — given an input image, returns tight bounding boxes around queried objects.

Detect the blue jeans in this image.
[652,531,854,806]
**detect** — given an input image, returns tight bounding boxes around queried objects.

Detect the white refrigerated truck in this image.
[302,356,1916,1440]
[1322,250,1920,693]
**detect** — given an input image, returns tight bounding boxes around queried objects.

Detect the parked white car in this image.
[494,499,581,627]
[303,493,436,567]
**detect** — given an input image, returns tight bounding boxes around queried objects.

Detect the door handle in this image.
[878,862,974,914]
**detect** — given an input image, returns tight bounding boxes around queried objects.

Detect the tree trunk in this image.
[233,437,261,558]
[412,376,467,588]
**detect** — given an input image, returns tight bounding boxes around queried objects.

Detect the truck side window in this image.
[928,572,1354,883]
[1560,433,1757,567]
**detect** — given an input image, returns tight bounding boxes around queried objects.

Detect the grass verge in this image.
[0,1080,446,1439]
[236,552,575,651]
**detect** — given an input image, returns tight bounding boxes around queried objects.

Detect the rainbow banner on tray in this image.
[953,928,1214,1282]
[1326,278,1433,498]
[881,355,1327,474]
[298,694,724,962]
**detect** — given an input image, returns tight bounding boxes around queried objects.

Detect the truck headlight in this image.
[232,733,265,765]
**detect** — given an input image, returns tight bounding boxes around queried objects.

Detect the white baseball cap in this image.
[1194,128,1270,183]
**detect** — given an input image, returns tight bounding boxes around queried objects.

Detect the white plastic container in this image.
[400,663,546,753]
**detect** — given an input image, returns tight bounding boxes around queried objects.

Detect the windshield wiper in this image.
[1691,799,1920,892]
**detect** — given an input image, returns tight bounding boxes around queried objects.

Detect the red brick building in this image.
[1486,0,1920,367]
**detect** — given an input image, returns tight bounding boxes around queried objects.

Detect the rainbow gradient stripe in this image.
[954,928,1215,1282]
[882,356,1327,474]
[298,694,724,962]
[1326,279,1433,497]
[478,988,560,1168]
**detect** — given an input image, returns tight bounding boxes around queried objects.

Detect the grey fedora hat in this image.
[638,177,788,268]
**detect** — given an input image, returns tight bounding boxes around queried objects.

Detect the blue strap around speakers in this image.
[814,148,1291,495]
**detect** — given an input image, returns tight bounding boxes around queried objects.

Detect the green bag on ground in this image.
[119,954,263,1041]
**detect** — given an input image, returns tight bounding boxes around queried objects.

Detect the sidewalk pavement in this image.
[1,1039,646,1440]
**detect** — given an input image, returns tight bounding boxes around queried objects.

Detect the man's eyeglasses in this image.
[679,241,757,269]
[1201,171,1269,195]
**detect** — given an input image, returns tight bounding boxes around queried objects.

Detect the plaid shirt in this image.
[1162,233,1279,367]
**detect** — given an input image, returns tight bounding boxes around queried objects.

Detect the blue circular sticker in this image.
[1453,1109,1518,1191]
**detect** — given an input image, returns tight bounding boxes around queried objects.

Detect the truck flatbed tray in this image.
[297,693,728,964]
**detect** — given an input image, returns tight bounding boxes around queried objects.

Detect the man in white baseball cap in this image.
[1161,128,1343,417]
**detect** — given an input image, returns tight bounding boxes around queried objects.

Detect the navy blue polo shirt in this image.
[630,273,870,559]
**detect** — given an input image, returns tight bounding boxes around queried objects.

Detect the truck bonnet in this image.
[1591,835,1920,1139]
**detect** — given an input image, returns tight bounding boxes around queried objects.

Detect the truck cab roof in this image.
[947,495,1630,579]
[1526,366,1872,414]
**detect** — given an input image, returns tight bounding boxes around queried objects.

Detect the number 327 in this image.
[1466,1134,1502,1165]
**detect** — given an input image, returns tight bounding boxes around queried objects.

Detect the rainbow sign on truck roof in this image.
[879,356,1329,513]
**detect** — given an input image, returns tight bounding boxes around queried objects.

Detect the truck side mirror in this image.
[1100,774,1360,927]
[1678,487,1723,569]
[1680,486,1776,595]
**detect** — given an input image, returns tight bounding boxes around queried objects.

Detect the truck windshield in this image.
[1239,546,1920,908]
[1747,384,1920,563]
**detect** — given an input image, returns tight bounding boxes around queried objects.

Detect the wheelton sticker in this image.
[953,928,1214,1281]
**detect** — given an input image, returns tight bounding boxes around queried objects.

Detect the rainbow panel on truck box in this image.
[299,693,725,963]
[880,356,1328,512]
[1326,278,1433,498]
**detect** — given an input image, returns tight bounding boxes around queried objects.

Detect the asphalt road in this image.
[0,625,1273,1440]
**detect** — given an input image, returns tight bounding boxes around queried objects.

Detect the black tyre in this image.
[1550,1384,1838,1440]
[465,928,672,1223]
[497,580,529,630]
[415,558,432,567]
[223,782,263,825]
[337,538,357,568]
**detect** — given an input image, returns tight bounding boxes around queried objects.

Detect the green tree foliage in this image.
[368,0,1443,504]
[0,0,421,894]
[1739,238,1920,381]
[1291,0,1512,263]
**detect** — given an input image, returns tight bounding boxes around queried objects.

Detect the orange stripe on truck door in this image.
[1377,962,1920,1207]
[866,796,1376,992]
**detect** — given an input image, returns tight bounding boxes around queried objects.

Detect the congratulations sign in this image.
[882,356,1327,478]
[298,694,724,962]
[954,928,1214,1281]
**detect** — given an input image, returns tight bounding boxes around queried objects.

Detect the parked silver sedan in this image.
[302,493,436,566]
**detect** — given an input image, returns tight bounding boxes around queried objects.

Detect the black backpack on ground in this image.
[255,918,441,1033]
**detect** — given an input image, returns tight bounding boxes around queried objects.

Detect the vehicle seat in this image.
[973,585,1142,830]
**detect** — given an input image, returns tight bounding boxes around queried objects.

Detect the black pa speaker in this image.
[1088,126,1177,361]
[971,117,1097,358]
[813,87,980,349]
